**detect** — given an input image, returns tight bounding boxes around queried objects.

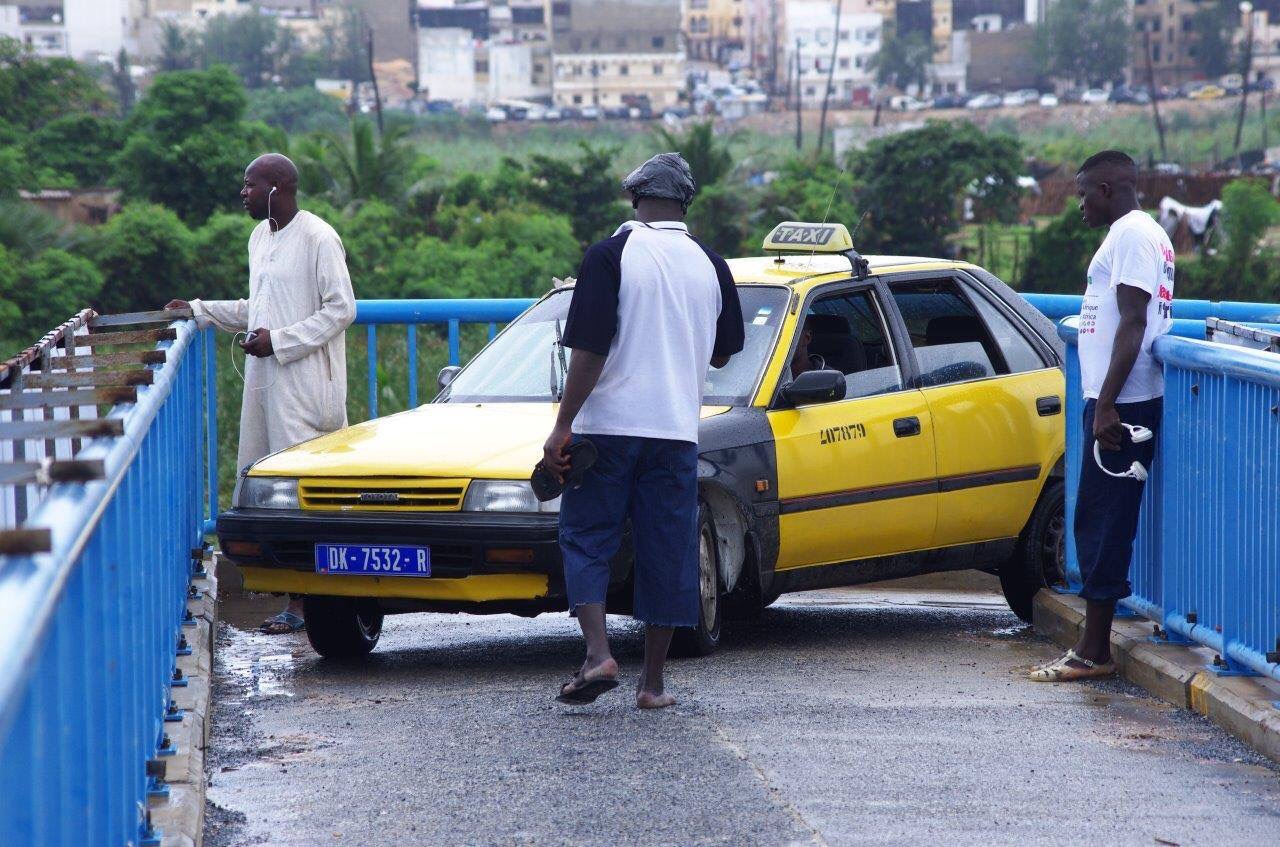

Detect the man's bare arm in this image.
[542,350,607,479]
[1094,284,1149,450]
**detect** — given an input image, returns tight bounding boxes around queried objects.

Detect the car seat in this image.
[806,314,868,375]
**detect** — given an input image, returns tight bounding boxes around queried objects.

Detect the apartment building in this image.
[1131,0,1220,87]
[784,0,882,106]
[416,1,552,103]
[550,0,684,109]
[685,0,747,62]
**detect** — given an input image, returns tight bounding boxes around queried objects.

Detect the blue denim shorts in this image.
[1075,397,1162,603]
[558,434,700,628]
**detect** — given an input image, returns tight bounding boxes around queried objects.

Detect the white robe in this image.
[191,210,356,473]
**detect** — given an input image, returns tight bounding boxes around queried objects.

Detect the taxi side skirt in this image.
[771,538,1018,595]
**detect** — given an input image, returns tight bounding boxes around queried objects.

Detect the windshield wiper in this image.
[549,319,567,401]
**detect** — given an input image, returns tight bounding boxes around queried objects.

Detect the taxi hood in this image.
[249,403,731,480]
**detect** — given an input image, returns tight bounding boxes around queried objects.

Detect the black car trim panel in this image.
[780,464,1041,514]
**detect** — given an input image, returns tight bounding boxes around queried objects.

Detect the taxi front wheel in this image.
[303,595,384,658]
[999,480,1066,623]
[671,505,723,658]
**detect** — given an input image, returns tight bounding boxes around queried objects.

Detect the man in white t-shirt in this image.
[540,153,744,709]
[1032,150,1173,683]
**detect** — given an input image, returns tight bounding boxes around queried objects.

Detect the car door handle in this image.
[893,416,921,437]
[1036,396,1062,416]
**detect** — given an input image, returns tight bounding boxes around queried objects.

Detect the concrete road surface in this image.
[205,572,1280,847]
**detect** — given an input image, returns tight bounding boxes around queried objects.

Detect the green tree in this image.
[753,155,861,249]
[113,67,278,222]
[298,120,418,207]
[112,48,136,113]
[0,246,24,352]
[849,121,1023,256]
[1020,204,1106,294]
[0,37,112,131]
[199,12,282,88]
[14,249,104,331]
[1036,0,1131,86]
[247,87,347,134]
[0,199,82,257]
[652,121,734,189]
[87,202,197,314]
[319,7,372,84]
[28,114,122,186]
[1216,178,1280,301]
[158,21,196,72]
[192,211,257,301]
[521,143,628,246]
[869,23,933,92]
[1189,2,1237,78]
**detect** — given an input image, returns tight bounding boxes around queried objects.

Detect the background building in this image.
[784,0,882,107]
[685,0,747,63]
[1131,0,1220,87]
[550,0,684,109]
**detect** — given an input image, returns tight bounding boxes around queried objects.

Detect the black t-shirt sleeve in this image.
[561,233,627,356]
[708,253,745,358]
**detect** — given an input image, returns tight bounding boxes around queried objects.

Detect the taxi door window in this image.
[889,279,1006,388]
[803,289,903,399]
[964,290,1049,374]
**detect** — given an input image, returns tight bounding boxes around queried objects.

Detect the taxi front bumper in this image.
[216,508,564,601]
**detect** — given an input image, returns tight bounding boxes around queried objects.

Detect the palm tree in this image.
[298,119,417,208]
[652,121,734,190]
[157,21,194,72]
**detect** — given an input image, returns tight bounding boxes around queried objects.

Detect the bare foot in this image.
[636,690,677,709]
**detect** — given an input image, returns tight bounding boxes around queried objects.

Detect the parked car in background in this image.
[1189,84,1226,100]
[1220,74,1244,95]
[932,93,968,109]
[579,105,601,120]
[543,107,563,121]
[1080,88,1110,105]
[1002,89,1039,107]
[1109,86,1151,104]
[889,95,928,112]
[1038,93,1059,108]
[966,93,1002,110]
[485,106,507,123]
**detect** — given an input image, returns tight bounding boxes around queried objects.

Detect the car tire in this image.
[671,505,723,658]
[999,479,1066,623]
[302,595,384,658]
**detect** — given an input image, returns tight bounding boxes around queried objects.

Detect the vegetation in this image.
[1036,0,1132,87]
[869,23,933,93]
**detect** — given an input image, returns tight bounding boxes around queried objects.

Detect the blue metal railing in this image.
[1019,293,1280,325]
[0,321,210,846]
[1059,316,1280,682]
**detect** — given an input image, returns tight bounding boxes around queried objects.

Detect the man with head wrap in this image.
[166,153,356,635]
[541,153,745,709]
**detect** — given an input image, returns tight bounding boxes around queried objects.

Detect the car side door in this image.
[885,274,1063,548]
[767,281,938,571]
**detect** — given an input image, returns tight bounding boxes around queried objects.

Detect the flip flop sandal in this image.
[556,670,620,705]
[531,439,598,502]
[259,611,306,634]
[1028,649,1116,682]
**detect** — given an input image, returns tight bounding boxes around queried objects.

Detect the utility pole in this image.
[817,0,844,155]
[795,38,804,152]
[1234,1,1255,162]
[771,1,780,95]
[1143,30,1168,162]
[366,21,384,134]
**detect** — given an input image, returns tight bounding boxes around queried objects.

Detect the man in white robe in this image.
[167,153,356,634]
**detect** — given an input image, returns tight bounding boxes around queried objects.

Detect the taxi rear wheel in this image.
[999,480,1066,623]
[303,595,384,658]
[671,505,723,658]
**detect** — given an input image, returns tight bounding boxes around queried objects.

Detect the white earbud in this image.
[1094,423,1153,482]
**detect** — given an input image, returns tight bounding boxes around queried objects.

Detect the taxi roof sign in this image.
[762,221,854,253]
[762,221,870,280]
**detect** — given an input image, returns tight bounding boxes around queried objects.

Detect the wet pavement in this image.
[205,570,1280,847]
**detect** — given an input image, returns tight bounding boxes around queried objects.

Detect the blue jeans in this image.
[558,434,700,628]
[1075,397,1162,603]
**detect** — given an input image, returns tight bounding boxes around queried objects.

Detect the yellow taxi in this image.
[218,222,1067,658]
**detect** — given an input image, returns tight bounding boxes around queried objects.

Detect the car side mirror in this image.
[437,365,461,391]
[780,370,846,408]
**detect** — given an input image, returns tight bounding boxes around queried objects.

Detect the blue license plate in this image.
[315,544,432,577]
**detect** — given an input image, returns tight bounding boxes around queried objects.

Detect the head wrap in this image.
[621,152,697,209]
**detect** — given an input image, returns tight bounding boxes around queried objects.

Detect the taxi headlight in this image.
[235,477,300,509]
[463,480,559,513]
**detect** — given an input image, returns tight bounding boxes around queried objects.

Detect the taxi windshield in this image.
[441,286,790,405]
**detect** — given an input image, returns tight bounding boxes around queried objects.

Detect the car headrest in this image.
[805,314,851,337]
[926,315,983,346]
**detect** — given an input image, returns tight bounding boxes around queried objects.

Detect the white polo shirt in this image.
[560,221,745,444]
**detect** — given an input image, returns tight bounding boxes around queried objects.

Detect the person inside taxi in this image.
[542,153,745,709]
[165,153,356,636]
[789,315,827,378]
[1031,150,1173,682]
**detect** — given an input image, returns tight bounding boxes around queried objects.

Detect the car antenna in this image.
[810,162,849,266]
